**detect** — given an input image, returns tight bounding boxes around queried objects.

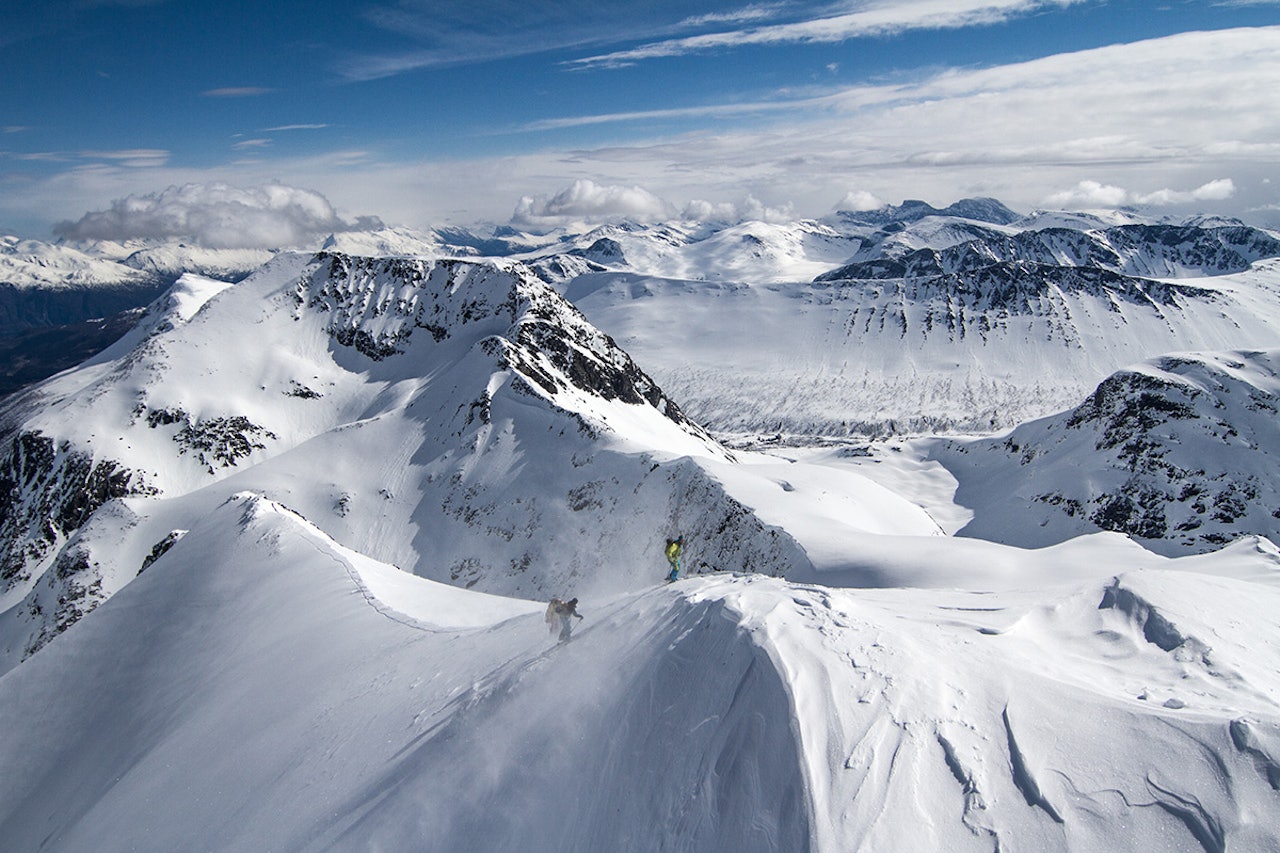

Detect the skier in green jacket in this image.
[664,536,684,583]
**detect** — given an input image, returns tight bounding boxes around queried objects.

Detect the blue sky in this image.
[2,0,1279,242]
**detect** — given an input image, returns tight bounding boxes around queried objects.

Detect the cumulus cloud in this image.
[1044,180,1131,209]
[511,179,675,230]
[53,182,383,248]
[836,190,885,212]
[681,196,794,223]
[1046,178,1236,210]
[1135,178,1236,205]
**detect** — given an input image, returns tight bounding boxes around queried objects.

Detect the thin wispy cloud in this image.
[341,0,800,79]
[569,0,1087,69]
[676,3,791,28]
[79,149,170,168]
[201,87,275,98]
[517,90,844,132]
[260,124,330,132]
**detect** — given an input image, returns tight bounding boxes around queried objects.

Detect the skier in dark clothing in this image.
[546,597,583,642]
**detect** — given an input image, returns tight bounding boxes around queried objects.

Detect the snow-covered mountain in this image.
[0,251,810,669]
[934,349,1280,555]
[822,222,1280,279]
[1,491,1278,850]
[556,214,1280,436]
[0,236,169,335]
[3,198,1280,851]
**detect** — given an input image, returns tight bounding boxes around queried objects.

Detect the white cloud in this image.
[737,195,795,223]
[511,179,675,230]
[260,124,330,132]
[1046,178,1237,209]
[52,182,383,248]
[681,199,738,221]
[836,190,884,212]
[571,0,1082,68]
[6,29,1280,238]
[681,195,794,223]
[1045,180,1130,208]
[79,149,170,168]
[676,4,788,29]
[1136,178,1237,205]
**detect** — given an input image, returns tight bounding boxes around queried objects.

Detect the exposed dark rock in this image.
[0,431,154,588]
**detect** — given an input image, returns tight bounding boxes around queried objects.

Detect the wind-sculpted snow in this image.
[2,497,1277,851]
[714,572,1280,850]
[936,349,1280,554]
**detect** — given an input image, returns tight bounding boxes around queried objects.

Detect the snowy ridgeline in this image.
[0,252,805,672]
[1,203,1280,850]
[0,494,1278,851]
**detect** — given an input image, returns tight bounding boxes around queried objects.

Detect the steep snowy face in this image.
[296,252,702,428]
[937,350,1280,555]
[562,215,1280,438]
[0,252,805,669]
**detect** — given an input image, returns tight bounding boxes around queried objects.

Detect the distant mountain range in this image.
[18,201,1278,430]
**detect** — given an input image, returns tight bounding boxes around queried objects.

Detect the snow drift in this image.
[1,493,1277,851]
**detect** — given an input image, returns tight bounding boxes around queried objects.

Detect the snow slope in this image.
[0,252,808,670]
[560,219,1280,437]
[933,349,1280,555]
[1,493,1278,851]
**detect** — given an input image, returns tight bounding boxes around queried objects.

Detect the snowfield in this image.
[2,201,1280,851]
[1,494,1278,851]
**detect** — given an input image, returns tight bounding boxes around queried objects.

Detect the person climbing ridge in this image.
[545,597,584,642]
[664,535,684,583]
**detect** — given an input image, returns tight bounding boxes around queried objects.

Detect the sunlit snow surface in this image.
[2,214,1280,850]
[1,495,1278,851]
